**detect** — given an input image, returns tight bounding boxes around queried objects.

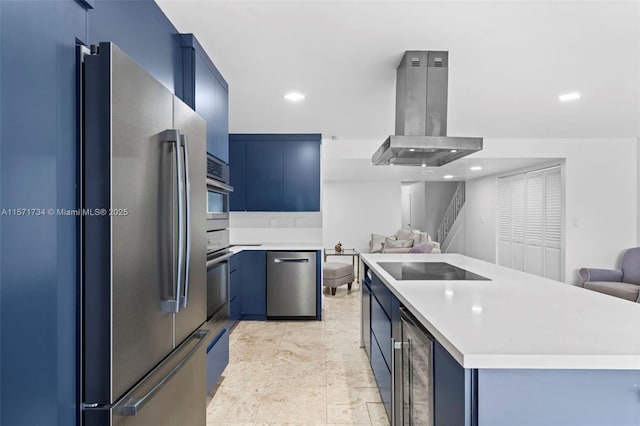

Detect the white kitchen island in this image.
[361,253,640,426]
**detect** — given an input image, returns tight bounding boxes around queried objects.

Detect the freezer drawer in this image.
[84,330,208,426]
[266,251,317,318]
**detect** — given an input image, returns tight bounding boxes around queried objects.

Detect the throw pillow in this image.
[409,242,434,253]
[396,227,413,240]
[384,237,414,249]
[419,232,432,244]
[409,229,421,243]
[371,233,394,253]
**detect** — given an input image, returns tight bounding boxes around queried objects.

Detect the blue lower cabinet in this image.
[370,331,392,418]
[205,328,229,394]
[229,296,242,324]
[240,250,267,320]
[434,341,467,426]
[371,295,391,366]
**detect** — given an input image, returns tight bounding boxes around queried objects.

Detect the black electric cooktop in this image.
[378,262,490,281]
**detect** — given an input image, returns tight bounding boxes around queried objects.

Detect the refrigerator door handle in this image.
[119,329,209,416]
[180,133,191,308]
[160,129,183,313]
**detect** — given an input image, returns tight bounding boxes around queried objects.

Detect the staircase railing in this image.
[436,183,465,244]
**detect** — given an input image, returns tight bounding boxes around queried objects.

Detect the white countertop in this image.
[229,243,322,253]
[361,253,640,370]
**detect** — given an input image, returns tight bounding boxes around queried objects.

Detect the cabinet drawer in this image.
[362,282,371,357]
[371,294,391,368]
[371,273,393,318]
[370,331,392,420]
[206,328,229,394]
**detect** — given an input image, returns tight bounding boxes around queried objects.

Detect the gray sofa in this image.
[579,247,640,302]
[369,228,441,254]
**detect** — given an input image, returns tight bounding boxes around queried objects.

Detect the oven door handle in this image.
[181,133,191,308]
[206,252,234,269]
[206,177,234,193]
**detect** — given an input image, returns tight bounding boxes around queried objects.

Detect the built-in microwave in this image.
[207,178,231,229]
[206,155,232,232]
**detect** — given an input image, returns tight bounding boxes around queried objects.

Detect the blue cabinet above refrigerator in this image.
[179,34,229,163]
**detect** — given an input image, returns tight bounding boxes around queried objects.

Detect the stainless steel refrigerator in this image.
[81,42,208,426]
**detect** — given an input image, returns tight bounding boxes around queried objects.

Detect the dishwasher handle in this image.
[273,258,310,263]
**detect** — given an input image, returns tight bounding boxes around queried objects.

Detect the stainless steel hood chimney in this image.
[372,51,483,166]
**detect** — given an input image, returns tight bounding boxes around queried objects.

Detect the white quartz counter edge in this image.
[229,243,322,253]
[361,253,640,370]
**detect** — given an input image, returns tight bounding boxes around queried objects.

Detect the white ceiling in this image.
[323,155,558,181]
[158,1,639,184]
[159,0,639,141]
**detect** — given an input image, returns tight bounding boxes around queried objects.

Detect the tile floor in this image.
[206,284,390,426]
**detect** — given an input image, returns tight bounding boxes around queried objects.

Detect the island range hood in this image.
[372,51,483,166]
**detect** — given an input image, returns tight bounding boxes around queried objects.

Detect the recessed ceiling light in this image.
[284,92,305,102]
[471,305,483,313]
[559,92,581,102]
[470,166,482,171]
[409,148,416,152]
[389,163,394,167]
[443,174,454,179]
[450,149,458,153]
[421,163,426,167]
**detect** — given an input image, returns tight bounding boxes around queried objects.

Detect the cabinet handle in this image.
[391,337,396,425]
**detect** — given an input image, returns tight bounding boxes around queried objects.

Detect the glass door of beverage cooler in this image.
[400,308,434,426]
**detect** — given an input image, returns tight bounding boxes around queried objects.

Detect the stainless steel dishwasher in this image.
[266,251,317,319]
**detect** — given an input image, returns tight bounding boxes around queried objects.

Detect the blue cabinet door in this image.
[206,328,229,394]
[229,134,320,212]
[371,331,392,418]
[283,137,321,211]
[229,137,247,211]
[229,253,243,325]
[245,140,283,211]
[240,251,267,320]
[179,34,229,162]
[434,341,467,426]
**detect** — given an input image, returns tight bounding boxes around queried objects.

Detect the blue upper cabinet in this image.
[283,138,321,211]
[229,134,321,212]
[179,34,229,162]
[229,138,247,211]
[246,138,284,211]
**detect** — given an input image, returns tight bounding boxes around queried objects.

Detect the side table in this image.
[323,248,360,285]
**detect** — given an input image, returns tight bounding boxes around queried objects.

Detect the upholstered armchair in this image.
[579,247,640,302]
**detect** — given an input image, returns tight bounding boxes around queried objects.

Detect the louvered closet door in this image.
[497,178,513,268]
[511,176,526,272]
[544,168,562,280]
[497,166,563,281]
[525,172,544,276]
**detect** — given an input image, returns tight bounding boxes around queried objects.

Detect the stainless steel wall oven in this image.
[205,155,233,328]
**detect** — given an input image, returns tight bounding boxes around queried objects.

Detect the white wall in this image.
[401,182,426,231]
[323,181,402,254]
[229,212,322,244]
[464,175,497,263]
[464,138,638,285]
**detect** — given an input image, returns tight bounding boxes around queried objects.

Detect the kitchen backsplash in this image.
[229,212,322,244]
